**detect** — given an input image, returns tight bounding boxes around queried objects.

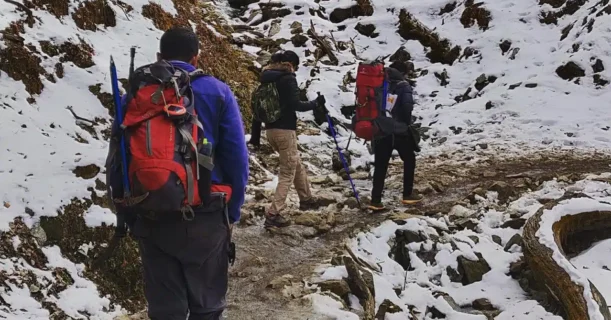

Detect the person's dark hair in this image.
[281,50,300,69]
[389,61,409,75]
[270,51,283,63]
[159,27,199,62]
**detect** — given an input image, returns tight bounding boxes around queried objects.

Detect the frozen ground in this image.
[1,0,611,318]
[308,173,611,319]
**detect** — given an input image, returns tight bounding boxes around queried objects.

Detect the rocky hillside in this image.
[0,0,259,317]
[1,0,611,319]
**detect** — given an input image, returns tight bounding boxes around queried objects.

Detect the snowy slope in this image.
[231,0,611,163]
[0,0,210,318]
[309,173,611,319]
[1,0,611,317]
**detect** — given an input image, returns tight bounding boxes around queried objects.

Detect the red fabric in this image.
[354,63,385,140]
[211,184,232,203]
[124,82,202,207]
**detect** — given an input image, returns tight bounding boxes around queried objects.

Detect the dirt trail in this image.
[226,152,611,319]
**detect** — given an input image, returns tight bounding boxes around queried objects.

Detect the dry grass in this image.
[72,0,117,31]
[31,0,69,18]
[39,198,145,313]
[0,23,48,96]
[142,0,258,130]
[40,38,96,68]
[398,9,461,65]
[460,2,492,30]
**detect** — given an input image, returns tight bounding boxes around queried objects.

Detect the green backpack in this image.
[252,82,282,123]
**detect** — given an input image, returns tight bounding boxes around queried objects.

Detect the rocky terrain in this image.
[1,0,611,319]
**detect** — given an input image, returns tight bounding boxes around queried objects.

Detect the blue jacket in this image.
[171,61,248,223]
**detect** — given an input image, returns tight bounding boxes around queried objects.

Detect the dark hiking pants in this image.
[371,134,416,203]
[131,195,230,320]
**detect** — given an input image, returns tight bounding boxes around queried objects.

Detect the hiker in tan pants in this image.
[267,129,312,214]
[249,50,327,228]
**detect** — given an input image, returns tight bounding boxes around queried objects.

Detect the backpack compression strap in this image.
[175,68,214,207]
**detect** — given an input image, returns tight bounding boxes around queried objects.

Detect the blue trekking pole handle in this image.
[110,56,131,197]
[326,114,361,206]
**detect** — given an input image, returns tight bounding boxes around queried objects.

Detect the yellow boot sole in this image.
[401,199,422,205]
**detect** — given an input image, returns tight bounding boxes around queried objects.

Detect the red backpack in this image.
[352,61,388,141]
[107,60,216,218]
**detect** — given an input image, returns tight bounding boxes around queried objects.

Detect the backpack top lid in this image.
[122,60,201,127]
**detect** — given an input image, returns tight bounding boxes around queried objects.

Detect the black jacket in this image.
[386,67,414,125]
[250,63,317,142]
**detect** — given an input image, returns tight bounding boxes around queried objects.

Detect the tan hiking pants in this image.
[266,129,312,215]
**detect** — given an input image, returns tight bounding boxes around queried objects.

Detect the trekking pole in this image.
[110,56,131,202]
[322,105,361,207]
[129,47,136,78]
[92,55,132,270]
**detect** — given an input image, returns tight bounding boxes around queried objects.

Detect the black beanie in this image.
[281,50,300,68]
[389,61,409,75]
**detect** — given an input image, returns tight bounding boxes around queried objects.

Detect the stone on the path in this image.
[449,204,473,218]
[361,269,375,298]
[388,212,418,224]
[375,299,403,319]
[332,151,351,172]
[501,218,526,229]
[491,235,502,245]
[482,170,497,178]
[456,253,491,285]
[267,274,294,289]
[468,235,480,244]
[318,279,351,297]
[452,217,479,231]
[343,197,360,209]
[487,181,515,203]
[504,233,523,252]
[472,298,495,311]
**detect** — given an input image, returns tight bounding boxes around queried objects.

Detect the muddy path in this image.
[225,151,611,319]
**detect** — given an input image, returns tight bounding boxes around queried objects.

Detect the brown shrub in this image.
[143,0,258,130]
[72,0,117,31]
[39,198,144,313]
[398,9,461,65]
[329,0,374,23]
[31,0,69,18]
[460,3,492,30]
[142,2,182,30]
[40,39,96,68]
[0,24,47,95]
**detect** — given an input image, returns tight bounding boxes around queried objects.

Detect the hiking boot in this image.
[367,201,385,211]
[402,194,423,205]
[299,197,323,211]
[264,214,291,228]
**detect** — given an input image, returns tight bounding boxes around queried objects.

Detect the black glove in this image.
[315,95,328,114]
[316,94,326,107]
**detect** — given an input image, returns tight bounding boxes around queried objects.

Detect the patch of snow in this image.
[312,173,611,318]
[537,197,611,320]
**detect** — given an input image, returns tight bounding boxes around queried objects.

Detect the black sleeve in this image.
[250,117,262,145]
[284,75,317,112]
[399,83,414,123]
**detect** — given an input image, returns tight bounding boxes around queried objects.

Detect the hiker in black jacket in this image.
[368,61,422,211]
[249,50,327,228]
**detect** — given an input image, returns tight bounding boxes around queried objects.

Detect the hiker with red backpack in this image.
[105,27,248,320]
[352,60,422,211]
[249,50,327,228]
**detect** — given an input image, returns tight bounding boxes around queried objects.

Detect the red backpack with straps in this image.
[109,60,216,218]
[352,61,387,141]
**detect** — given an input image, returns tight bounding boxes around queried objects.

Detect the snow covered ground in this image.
[0,0,195,318]
[232,0,611,162]
[1,0,611,317]
[308,173,611,319]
